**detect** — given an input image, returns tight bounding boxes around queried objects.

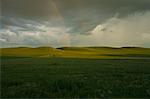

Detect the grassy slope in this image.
[1,47,150,59]
[0,47,62,57]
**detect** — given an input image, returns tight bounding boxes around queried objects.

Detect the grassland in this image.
[1,57,150,98]
[1,47,150,98]
[1,47,150,59]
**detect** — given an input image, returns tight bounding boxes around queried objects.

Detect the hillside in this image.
[1,47,150,59]
[0,47,62,57]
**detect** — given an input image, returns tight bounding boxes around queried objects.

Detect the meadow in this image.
[1,47,150,59]
[1,47,150,98]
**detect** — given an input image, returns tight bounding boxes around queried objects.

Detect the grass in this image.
[1,57,150,98]
[1,47,150,59]
[1,47,150,98]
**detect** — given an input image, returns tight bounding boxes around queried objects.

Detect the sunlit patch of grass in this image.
[1,47,150,59]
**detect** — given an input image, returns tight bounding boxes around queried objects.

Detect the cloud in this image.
[0,19,71,47]
[1,11,150,48]
[2,0,150,35]
[71,11,150,47]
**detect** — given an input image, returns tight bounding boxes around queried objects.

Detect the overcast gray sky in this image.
[0,0,150,47]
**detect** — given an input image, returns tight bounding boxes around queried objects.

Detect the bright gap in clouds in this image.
[0,11,150,48]
[71,11,150,48]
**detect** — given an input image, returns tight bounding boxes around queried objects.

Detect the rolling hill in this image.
[1,47,150,59]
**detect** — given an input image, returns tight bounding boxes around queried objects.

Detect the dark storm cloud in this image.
[0,0,150,47]
[1,0,150,33]
[1,0,59,19]
[55,0,150,33]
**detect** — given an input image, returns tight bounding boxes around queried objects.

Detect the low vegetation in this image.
[1,57,150,98]
[1,47,150,98]
[1,47,150,59]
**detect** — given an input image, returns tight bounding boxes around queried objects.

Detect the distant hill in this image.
[1,47,150,59]
[0,47,62,57]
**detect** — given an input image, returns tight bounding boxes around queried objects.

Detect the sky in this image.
[0,0,150,48]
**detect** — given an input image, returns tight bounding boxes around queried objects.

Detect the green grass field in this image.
[1,47,150,98]
[1,47,150,59]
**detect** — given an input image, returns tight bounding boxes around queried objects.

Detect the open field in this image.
[1,47,150,59]
[1,47,150,98]
[1,57,150,98]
